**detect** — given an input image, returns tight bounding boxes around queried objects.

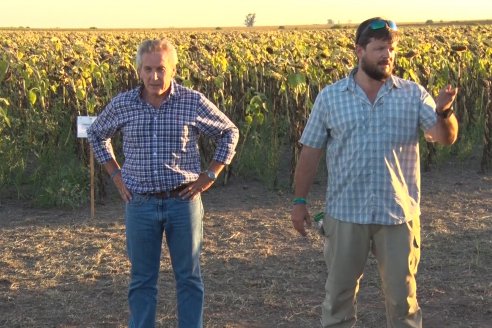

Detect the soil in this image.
[0,157,491,327]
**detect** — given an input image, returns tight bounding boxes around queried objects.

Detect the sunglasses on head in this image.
[356,19,398,44]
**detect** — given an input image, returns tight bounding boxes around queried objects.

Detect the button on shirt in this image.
[87,81,239,194]
[300,69,438,225]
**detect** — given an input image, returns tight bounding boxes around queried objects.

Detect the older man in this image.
[88,39,239,328]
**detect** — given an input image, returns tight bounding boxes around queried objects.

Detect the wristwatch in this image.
[203,170,217,181]
[437,107,454,119]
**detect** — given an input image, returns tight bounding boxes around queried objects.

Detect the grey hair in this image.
[136,39,178,71]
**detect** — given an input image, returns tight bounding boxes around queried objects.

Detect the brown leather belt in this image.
[141,183,190,199]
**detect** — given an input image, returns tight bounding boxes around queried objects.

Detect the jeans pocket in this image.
[173,193,202,204]
[127,193,147,207]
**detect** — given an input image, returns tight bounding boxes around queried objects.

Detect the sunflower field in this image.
[1,24,491,206]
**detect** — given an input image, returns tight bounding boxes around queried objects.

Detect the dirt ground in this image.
[0,157,491,328]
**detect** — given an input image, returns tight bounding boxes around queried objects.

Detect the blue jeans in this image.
[125,193,204,328]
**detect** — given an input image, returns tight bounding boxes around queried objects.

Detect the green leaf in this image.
[407,69,419,83]
[0,59,9,82]
[287,72,306,88]
[28,89,37,106]
[183,79,194,88]
[0,98,9,106]
[256,112,265,125]
[76,88,86,101]
[0,107,11,127]
[214,75,224,89]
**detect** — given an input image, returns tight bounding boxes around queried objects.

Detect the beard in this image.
[360,56,393,81]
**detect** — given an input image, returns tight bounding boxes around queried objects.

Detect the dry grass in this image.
[0,158,491,327]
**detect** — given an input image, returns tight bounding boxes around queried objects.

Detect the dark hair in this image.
[355,17,399,47]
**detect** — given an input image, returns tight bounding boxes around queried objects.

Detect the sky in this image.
[2,0,491,29]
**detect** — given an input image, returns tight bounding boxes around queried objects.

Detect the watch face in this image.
[207,171,216,180]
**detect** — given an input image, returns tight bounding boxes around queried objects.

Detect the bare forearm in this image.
[291,145,323,236]
[103,159,120,176]
[426,113,459,145]
[437,114,459,145]
[293,146,323,197]
[206,160,225,177]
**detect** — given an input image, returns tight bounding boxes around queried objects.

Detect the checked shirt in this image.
[300,69,438,225]
[87,81,239,194]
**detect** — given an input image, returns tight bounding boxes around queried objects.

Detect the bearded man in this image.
[291,17,458,327]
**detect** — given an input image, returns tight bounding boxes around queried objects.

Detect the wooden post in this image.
[90,147,95,219]
[77,116,97,219]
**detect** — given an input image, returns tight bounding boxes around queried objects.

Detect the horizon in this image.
[2,18,492,31]
[2,0,491,29]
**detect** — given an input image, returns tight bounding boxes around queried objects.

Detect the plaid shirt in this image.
[87,81,239,194]
[300,69,438,225]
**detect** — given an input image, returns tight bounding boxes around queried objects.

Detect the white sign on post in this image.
[77,116,97,138]
[77,116,97,219]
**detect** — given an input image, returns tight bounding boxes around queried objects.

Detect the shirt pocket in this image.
[328,103,366,141]
[162,114,198,152]
[161,114,200,170]
[383,98,419,144]
[123,112,153,149]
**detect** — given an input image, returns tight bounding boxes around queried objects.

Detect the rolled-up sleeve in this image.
[214,126,239,164]
[87,100,120,164]
[196,96,239,165]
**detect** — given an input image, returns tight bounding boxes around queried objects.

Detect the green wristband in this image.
[293,197,307,205]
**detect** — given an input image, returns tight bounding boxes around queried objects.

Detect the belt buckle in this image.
[143,191,169,199]
[159,191,171,199]
[149,184,189,199]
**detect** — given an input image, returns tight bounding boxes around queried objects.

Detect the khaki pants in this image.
[321,216,422,328]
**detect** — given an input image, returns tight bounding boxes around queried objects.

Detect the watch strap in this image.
[437,107,454,119]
